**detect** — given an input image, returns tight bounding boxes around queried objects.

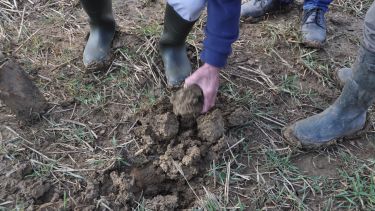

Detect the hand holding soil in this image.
[184,63,220,113]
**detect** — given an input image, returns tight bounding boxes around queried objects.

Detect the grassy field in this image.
[1,0,375,210]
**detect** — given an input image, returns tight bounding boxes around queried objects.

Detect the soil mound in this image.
[1,92,248,210]
[91,93,239,209]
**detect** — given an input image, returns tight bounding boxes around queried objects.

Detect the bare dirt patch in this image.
[0,60,48,122]
[0,95,241,210]
[113,96,236,208]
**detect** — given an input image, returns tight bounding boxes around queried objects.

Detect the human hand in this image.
[184,63,220,113]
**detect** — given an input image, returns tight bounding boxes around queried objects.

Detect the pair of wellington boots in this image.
[81,1,193,87]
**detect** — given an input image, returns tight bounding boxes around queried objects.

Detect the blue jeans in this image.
[280,0,332,12]
[303,0,333,12]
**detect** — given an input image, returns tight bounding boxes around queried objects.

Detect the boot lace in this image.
[303,8,325,28]
[253,0,267,7]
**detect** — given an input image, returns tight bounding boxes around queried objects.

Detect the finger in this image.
[208,89,217,106]
[201,92,209,113]
[202,100,214,113]
[201,91,214,113]
[210,91,217,105]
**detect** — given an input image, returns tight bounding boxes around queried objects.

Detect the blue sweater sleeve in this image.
[200,0,241,68]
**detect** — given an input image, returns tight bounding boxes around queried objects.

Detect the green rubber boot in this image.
[160,4,196,86]
[81,0,116,71]
[283,45,375,149]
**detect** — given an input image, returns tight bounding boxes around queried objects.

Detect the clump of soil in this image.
[0,95,244,210]
[171,85,203,118]
[29,181,52,200]
[5,162,33,180]
[0,60,48,122]
[197,109,225,143]
[0,159,58,209]
[226,107,252,127]
[152,112,179,140]
[101,96,238,209]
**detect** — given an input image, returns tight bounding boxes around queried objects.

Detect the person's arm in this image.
[185,0,241,113]
[200,0,241,68]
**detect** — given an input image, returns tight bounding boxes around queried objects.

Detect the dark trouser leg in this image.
[283,1,375,149]
[336,2,375,85]
[160,1,205,86]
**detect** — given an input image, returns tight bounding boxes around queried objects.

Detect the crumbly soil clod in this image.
[121,97,234,207]
[144,194,178,211]
[171,85,203,118]
[227,107,252,127]
[197,109,225,143]
[152,112,179,140]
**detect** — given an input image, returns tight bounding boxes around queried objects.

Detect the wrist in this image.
[203,63,220,72]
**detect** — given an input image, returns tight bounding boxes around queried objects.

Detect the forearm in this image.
[200,0,241,68]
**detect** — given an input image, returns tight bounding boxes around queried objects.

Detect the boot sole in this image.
[165,71,191,88]
[241,16,264,24]
[282,115,371,150]
[84,54,113,73]
[302,39,325,49]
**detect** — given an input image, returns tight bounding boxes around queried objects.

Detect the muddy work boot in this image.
[301,8,326,48]
[241,0,293,22]
[160,4,196,86]
[283,46,375,149]
[80,0,116,71]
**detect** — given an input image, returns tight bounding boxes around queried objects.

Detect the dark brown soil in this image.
[111,97,236,208]
[144,194,178,211]
[0,95,242,210]
[0,60,48,122]
[295,138,375,175]
[226,107,252,127]
[197,109,225,143]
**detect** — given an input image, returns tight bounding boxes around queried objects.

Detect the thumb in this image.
[185,74,203,89]
[184,75,195,88]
